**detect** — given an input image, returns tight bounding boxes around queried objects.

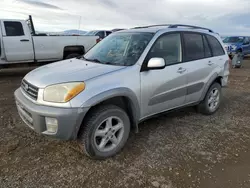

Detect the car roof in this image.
[117,26,218,37]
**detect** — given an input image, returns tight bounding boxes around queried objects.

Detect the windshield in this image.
[83,32,153,66]
[223,36,244,43]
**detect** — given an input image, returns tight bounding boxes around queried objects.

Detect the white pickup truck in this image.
[0,16,99,66]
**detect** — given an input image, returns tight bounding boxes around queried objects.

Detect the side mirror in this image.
[147,58,166,69]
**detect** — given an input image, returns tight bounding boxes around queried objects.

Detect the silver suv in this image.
[15,24,230,159]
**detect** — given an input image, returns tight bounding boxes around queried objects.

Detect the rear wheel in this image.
[235,50,243,68]
[197,82,221,115]
[78,105,130,159]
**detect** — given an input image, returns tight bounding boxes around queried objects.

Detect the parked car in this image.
[15,24,230,159]
[223,36,250,58]
[0,15,99,66]
[84,30,112,39]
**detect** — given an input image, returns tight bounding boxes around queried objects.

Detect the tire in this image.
[78,105,131,159]
[197,82,222,115]
[65,53,80,59]
[235,50,243,68]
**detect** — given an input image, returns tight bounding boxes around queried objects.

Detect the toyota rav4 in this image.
[15,24,230,159]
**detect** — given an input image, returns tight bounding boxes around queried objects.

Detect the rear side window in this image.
[183,33,204,61]
[206,35,225,56]
[4,21,24,36]
[203,35,212,58]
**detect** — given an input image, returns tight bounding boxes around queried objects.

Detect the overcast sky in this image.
[0,0,250,35]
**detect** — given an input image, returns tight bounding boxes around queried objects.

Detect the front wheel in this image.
[197,82,222,115]
[78,105,130,159]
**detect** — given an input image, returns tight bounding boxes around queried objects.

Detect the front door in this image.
[140,33,188,118]
[1,20,34,62]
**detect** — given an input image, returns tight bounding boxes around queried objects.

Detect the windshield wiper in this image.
[80,56,102,63]
[87,58,102,63]
[79,57,120,66]
[76,55,85,60]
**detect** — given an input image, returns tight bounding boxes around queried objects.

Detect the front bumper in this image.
[14,88,89,140]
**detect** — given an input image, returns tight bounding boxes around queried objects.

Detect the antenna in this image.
[78,16,82,36]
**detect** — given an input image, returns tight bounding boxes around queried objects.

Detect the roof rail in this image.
[132,24,214,33]
[168,24,214,33]
[132,24,171,29]
[133,24,171,29]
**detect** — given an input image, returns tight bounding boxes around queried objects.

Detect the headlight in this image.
[43,82,85,103]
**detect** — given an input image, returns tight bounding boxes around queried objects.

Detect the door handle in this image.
[208,61,214,66]
[177,67,186,74]
[20,39,29,42]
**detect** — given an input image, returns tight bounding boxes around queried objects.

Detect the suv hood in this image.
[24,59,125,88]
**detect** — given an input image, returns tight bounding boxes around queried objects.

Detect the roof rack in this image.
[168,24,213,33]
[133,24,171,29]
[132,24,214,33]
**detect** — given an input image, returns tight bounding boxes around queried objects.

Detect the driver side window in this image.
[148,33,182,65]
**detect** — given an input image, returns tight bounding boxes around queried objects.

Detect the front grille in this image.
[21,80,39,100]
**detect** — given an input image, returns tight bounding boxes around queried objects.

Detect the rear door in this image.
[1,21,34,62]
[183,32,216,104]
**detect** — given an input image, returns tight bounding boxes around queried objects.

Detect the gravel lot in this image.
[1,60,250,188]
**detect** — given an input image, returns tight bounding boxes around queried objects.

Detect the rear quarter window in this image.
[206,35,225,56]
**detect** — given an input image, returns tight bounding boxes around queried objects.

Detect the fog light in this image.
[45,117,58,133]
